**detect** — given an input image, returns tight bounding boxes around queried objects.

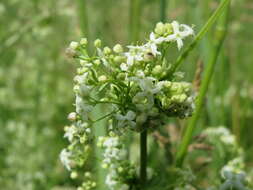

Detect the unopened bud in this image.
[113,44,123,53]
[94,39,102,48]
[68,112,77,121]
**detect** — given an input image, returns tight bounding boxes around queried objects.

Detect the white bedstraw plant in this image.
[60,21,195,189]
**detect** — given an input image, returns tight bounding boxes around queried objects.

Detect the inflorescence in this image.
[60,21,195,190]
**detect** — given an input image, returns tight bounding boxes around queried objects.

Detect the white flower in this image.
[146,32,165,56]
[164,21,194,50]
[115,111,136,128]
[105,174,117,187]
[75,95,93,117]
[120,63,128,71]
[60,149,72,170]
[103,137,119,148]
[64,126,76,142]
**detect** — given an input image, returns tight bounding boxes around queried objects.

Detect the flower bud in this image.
[98,75,107,82]
[165,23,173,34]
[80,38,88,46]
[152,65,162,76]
[69,41,79,50]
[94,59,101,66]
[155,22,165,35]
[70,171,78,179]
[117,73,126,80]
[85,172,91,178]
[103,47,111,55]
[65,47,77,58]
[113,44,123,53]
[68,112,77,121]
[114,56,125,63]
[94,39,102,48]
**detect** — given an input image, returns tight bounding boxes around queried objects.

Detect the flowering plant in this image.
[61,20,195,190]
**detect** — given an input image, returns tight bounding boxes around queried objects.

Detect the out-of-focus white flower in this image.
[164,21,194,50]
[64,125,76,142]
[115,111,136,128]
[60,149,72,170]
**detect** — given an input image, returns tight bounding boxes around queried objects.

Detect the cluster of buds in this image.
[97,133,136,190]
[77,172,97,190]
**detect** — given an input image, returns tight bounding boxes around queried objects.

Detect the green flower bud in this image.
[94,39,102,48]
[114,56,125,63]
[98,75,107,82]
[118,167,124,173]
[152,65,162,76]
[103,46,111,55]
[165,23,173,35]
[161,97,171,109]
[91,182,96,187]
[102,163,108,168]
[80,38,88,46]
[113,44,123,53]
[155,22,165,35]
[117,73,126,80]
[163,81,172,89]
[94,59,101,66]
[85,172,91,178]
[171,94,187,103]
[77,187,84,190]
[80,135,87,144]
[70,171,78,179]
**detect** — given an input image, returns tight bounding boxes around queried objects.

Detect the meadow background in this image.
[0,0,252,189]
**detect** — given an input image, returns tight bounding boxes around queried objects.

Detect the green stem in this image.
[140,129,147,186]
[129,0,141,42]
[164,0,230,79]
[175,1,230,167]
[160,0,167,22]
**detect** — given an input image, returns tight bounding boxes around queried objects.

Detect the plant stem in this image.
[175,1,230,167]
[164,0,230,80]
[129,0,141,42]
[140,129,147,186]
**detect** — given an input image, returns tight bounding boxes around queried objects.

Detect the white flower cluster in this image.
[98,134,136,190]
[61,20,195,189]
[203,126,236,146]
[220,158,250,190]
[122,21,194,71]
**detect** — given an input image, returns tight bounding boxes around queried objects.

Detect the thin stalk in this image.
[140,129,147,186]
[129,0,141,42]
[160,0,167,22]
[76,0,89,37]
[175,2,230,167]
[164,0,230,79]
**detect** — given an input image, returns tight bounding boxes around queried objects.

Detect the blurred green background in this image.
[0,0,252,189]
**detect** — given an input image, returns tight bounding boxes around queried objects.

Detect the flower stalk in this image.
[140,129,147,186]
[175,0,230,167]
